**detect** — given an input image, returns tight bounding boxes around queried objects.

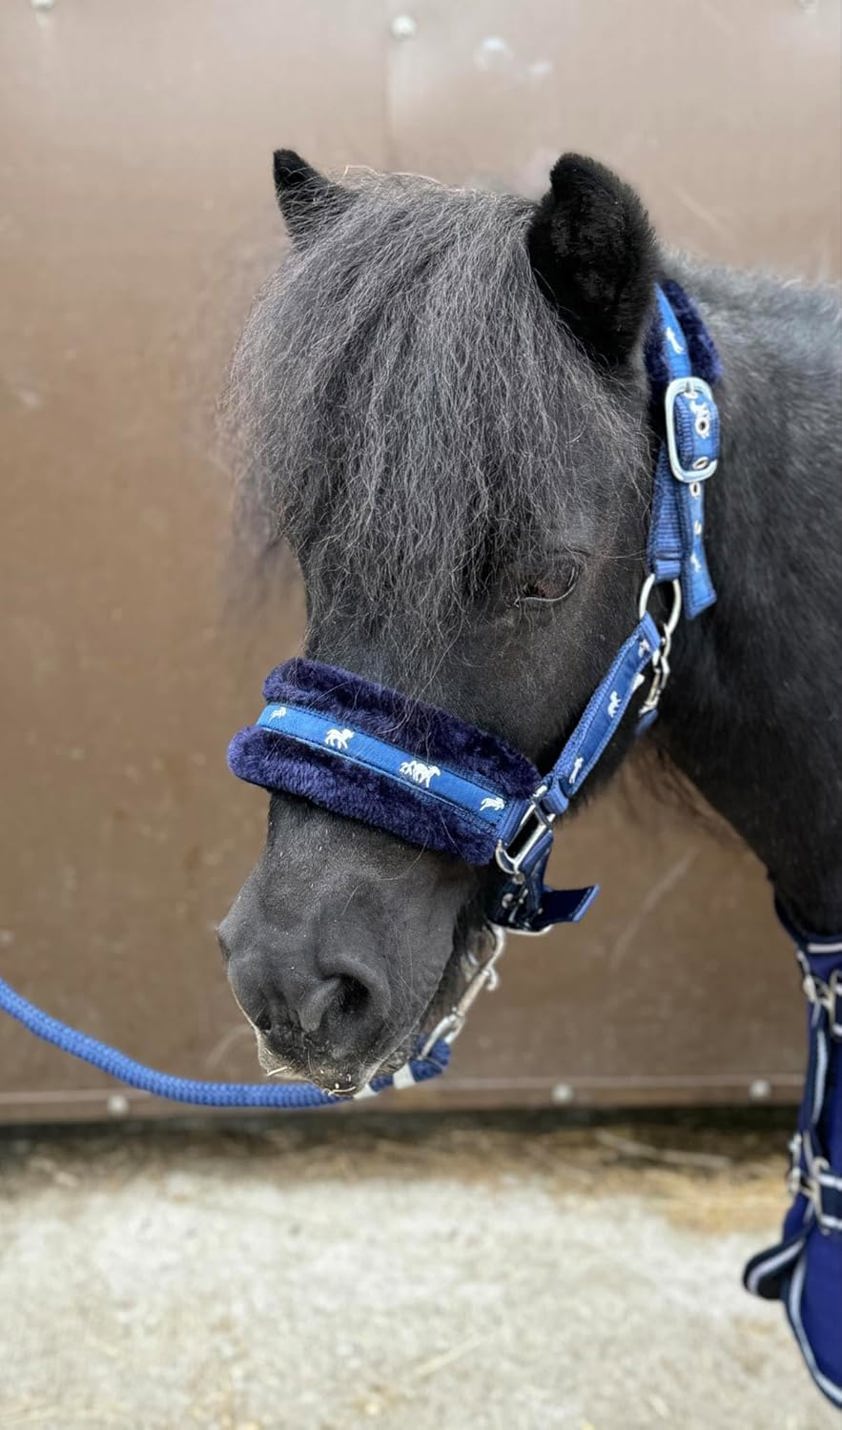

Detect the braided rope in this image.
[0,975,450,1108]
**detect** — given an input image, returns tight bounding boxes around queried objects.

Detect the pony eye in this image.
[512,563,579,609]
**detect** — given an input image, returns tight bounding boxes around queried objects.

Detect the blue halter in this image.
[228,282,721,936]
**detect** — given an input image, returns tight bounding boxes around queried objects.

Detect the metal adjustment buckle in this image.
[492,787,557,929]
[494,784,556,883]
[664,376,719,484]
[637,575,682,717]
[421,925,507,1054]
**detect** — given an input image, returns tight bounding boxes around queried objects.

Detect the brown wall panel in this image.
[1,0,839,1120]
[388,0,841,276]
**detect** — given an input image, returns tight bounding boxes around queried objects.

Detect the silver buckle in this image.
[664,376,719,484]
[494,785,556,882]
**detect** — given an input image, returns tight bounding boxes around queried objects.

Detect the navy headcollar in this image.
[228,281,721,933]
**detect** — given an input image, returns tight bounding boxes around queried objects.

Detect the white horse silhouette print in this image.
[399,759,441,788]
[688,393,712,436]
[324,727,354,751]
[269,706,288,720]
[480,796,506,812]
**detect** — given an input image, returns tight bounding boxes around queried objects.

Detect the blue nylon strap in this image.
[743,906,842,1409]
[537,885,600,929]
[490,876,599,934]
[648,286,719,619]
[489,614,659,932]
[255,701,513,836]
[647,443,684,584]
[543,613,661,816]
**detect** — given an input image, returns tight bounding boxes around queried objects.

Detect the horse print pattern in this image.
[325,728,354,750]
[399,759,441,788]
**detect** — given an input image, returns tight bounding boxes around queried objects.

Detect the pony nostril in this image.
[295,974,378,1038]
[296,976,342,1036]
[336,975,368,1019]
[322,957,391,1029]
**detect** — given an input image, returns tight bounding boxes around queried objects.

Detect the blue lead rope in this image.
[0,974,450,1108]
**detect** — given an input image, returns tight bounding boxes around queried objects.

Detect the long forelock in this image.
[224,170,637,644]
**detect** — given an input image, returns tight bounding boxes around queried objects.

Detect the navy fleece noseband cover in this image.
[227,659,540,864]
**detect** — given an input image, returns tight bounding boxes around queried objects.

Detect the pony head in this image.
[218,149,658,1089]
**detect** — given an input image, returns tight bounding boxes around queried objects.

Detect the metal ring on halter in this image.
[637,576,682,715]
[638,573,683,635]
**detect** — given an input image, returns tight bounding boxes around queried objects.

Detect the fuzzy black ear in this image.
[272,148,351,243]
[526,154,657,364]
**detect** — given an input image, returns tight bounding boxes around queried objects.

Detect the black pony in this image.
[219,150,842,1094]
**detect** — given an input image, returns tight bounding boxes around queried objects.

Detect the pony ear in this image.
[526,154,657,364]
[272,149,351,243]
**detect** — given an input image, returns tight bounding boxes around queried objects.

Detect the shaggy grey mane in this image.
[224,170,641,647]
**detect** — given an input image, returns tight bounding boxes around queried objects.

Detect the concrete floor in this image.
[0,1114,835,1430]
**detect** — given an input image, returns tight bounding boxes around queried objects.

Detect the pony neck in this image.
[653,255,842,932]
